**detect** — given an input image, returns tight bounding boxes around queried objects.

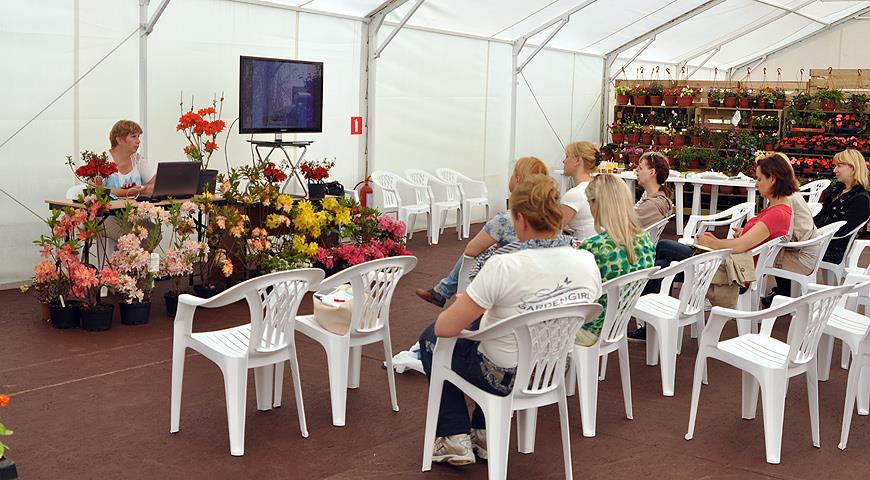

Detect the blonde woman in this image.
[560,141,598,240]
[416,157,549,307]
[419,174,601,466]
[814,149,870,264]
[574,174,656,346]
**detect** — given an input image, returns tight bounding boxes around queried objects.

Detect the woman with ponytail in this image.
[634,151,674,228]
[418,174,601,466]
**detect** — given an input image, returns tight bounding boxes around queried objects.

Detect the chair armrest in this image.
[701,296,794,347]
[846,239,870,269]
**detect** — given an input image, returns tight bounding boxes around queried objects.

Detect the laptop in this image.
[137,161,202,201]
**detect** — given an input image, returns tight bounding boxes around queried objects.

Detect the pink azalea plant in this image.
[159,201,209,295]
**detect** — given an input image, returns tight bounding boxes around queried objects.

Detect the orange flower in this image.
[0,394,9,407]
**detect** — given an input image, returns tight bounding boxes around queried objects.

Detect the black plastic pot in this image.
[197,169,219,194]
[48,300,82,329]
[193,284,225,298]
[0,457,19,480]
[308,182,327,200]
[119,302,151,325]
[165,292,179,317]
[80,303,114,331]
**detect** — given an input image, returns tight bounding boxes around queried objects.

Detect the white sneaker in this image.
[433,434,475,466]
[470,428,487,460]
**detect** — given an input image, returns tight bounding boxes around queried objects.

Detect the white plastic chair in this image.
[405,169,463,244]
[799,179,831,204]
[634,249,731,396]
[819,220,870,286]
[644,214,673,244]
[169,268,325,456]
[65,184,86,200]
[435,168,490,239]
[735,236,784,322]
[808,202,823,217]
[679,201,755,244]
[421,303,602,480]
[370,170,430,242]
[685,284,853,464]
[761,221,846,296]
[813,274,870,450]
[295,256,417,426]
[456,254,475,295]
[566,267,659,437]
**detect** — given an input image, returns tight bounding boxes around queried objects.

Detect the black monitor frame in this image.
[238,55,324,134]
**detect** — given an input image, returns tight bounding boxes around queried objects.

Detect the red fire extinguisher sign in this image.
[350,116,362,135]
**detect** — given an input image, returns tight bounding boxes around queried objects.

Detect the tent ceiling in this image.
[253,0,870,68]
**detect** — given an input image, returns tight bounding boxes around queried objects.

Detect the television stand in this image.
[247,139,314,195]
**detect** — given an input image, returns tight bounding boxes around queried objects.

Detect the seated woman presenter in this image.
[560,141,598,240]
[418,174,601,466]
[633,153,797,338]
[99,120,156,198]
[415,156,548,307]
[574,174,656,346]
[633,151,675,228]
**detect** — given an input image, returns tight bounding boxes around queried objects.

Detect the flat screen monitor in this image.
[239,56,323,134]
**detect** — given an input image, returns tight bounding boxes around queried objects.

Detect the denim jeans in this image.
[419,320,516,437]
[433,255,463,299]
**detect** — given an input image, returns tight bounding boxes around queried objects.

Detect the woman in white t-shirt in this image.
[418,174,602,466]
[560,141,598,240]
[99,120,157,198]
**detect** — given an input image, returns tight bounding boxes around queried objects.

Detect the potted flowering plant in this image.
[707,88,724,107]
[177,96,226,193]
[630,85,649,106]
[623,122,642,145]
[194,193,248,297]
[66,150,117,196]
[722,89,739,108]
[662,88,679,107]
[677,87,698,107]
[647,83,664,106]
[159,201,209,316]
[300,158,335,200]
[814,88,844,112]
[609,122,625,144]
[793,91,812,110]
[614,86,630,106]
[849,93,868,112]
[0,393,17,480]
[314,208,411,274]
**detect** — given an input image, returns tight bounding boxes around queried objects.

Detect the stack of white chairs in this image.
[679,202,755,245]
[685,284,853,464]
[405,169,463,245]
[295,256,417,427]
[435,168,490,239]
[634,249,731,396]
[421,303,602,480]
[566,267,659,437]
[170,269,325,456]
[370,170,431,242]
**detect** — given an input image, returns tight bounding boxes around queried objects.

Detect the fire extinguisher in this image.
[356,176,374,209]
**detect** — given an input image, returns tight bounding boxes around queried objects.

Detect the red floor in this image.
[3,224,870,479]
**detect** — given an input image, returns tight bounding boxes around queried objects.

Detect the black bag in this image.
[324,181,344,196]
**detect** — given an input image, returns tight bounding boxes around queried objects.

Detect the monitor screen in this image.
[239,56,323,134]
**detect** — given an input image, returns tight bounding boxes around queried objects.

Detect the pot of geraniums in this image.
[177,95,226,194]
[300,158,335,200]
[757,88,776,109]
[792,91,811,110]
[647,82,664,106]
[814,88,843,112]
[630,85,649,106]
[737,88,754,108]
[773,88,787,109]
[849,93,868,113]
[609,122,625,144]
[655,128,672,146]
[66,150,117,198]
[707,88,724,107]
[662,87,679,107]
[640,126,654,146]
[624,122,641,145]
[159,201,208,316]
[677,86,698,107]
[0,393,18,480]
[723,89,739,108]
[672,128,687,147]
[760,132,778,151]
[614,85,630,106]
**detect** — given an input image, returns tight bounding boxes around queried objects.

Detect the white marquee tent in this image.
[2,0,869,286]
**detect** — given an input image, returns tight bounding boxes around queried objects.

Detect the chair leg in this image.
[818,334,834,382]
[618,340,633,420]
[557,394,573,480]
[676,326,684,355]
[565,359,576,397]
[484,404,513,480]
[806,360,821,448]
[348,346,362,389]
[287,349,309,438]
[325,340,350,427]
[684,352,707,441]
[759,375,788,464]
[516,408,538,453]
[222,362,248,456]
[429,211,438,245]
[456,207,462,240]
[382,334,400,412]
[646,324,659,366]
[859,366,870,416]
[741,371,760,419]
[839,361,862,449]
[657,322,678,397]
[842,341,852,371]
[254,365,274,411]
[599,353,608,381]
[576,347,600,437]
[462,203,471,239]
[273,362,285,408]
[421,371,445,472]
[170,343,186,434]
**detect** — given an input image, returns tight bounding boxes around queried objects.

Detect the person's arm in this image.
[561,204,577,229]
[697,222,770,254]
[434,294,487,337]
[464,229,498,257]
[140,176,156,196]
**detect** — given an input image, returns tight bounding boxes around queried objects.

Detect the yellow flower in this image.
[293,235,319,257]
[276,194,294,213]
[215,216,227,229]
[266,214,290,229]
[321,197,339,212]
[333,207,351,226]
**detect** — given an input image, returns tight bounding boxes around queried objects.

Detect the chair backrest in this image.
[808,202,822,217]
[322,256,417,335]
[807,221,847,273]
[370,170,403,211]
[456,254,475,294]
[827,219,870,269]
[682,202,754,242]
[749,236,784,294]
[846,239,870,272]
[674,249,731,317]
[407,168,459,203]
[243,269,326,355]
[644,215,673,244]
[434,167,462,186]
[799,179,831,204]
[598,267,660,345]
[464,304,602,399]
[785,284,853,365]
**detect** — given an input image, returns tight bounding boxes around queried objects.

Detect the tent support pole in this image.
[599,54,615,143]
[508,42,519,172]
[609,36,655,82]
[374,0,424,59]
[686,47,719,79]
[139,0,149,158]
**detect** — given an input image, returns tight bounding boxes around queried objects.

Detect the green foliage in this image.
[614,86,631,96]
[813,88,844,103]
